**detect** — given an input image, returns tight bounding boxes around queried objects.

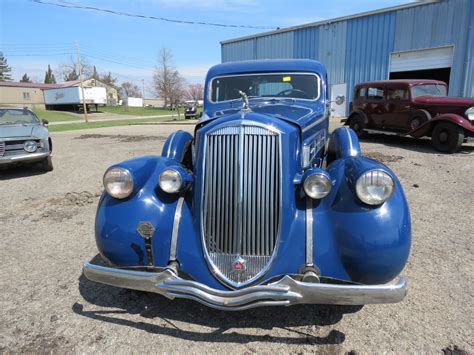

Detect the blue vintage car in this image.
[83,59,411,310]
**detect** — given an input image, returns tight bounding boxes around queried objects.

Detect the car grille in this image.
[0,142,4,157]
[201,125,281,287]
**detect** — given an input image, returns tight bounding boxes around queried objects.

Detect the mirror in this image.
[42,119,49,125]
[335,95,345,105]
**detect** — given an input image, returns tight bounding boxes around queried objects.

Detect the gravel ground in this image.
[1,121,473,354]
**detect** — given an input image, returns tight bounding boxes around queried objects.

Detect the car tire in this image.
[349,114,367,138]
[40,156,54,172]
[408,109,431,132]
[431,122,464,153]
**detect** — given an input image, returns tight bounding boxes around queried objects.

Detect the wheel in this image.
[40,156,54,172]
[349,114,367,138]
[431,122,464,153]
[408,109,431,132]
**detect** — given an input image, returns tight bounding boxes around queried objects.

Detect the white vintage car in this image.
[0,107,53,171]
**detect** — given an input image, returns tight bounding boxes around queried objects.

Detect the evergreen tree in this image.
[100,72,117,88]
[0,52,12,81]
[92,66,99,80]
[44,65,56,84]
[20,73,31,83]
[64,68,79,81]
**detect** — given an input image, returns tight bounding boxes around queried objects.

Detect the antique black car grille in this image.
[0,142,5,157]
[202,125,281,287]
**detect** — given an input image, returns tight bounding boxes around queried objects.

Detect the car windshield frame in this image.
[209,72,321,104]
[0,109,40,125]
[410,83,447,98]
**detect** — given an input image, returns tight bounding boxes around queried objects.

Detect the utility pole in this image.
[76,41,88,123]
[142,79,145,101]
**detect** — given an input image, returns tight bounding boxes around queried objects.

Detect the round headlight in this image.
[159,168,183,193]
[355,170,394,205]
[303,173,332,199]
[103,168,134,199]
[465,107,474,121]
[23,140,38,153]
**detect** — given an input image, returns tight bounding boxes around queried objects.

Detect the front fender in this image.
[161,130,193,163]
[411,113,474,137]
[96,156,182,267]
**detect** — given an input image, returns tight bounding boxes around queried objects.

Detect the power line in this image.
[30,0,280,30]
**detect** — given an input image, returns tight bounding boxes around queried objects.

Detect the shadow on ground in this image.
[75,256,362,345]
[0,164,48,180]
[361,133,474,155]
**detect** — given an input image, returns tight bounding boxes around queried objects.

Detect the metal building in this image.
[220,0,474,116]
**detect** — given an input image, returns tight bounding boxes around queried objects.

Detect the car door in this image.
[384,86,411,130]
[366,86,386,128]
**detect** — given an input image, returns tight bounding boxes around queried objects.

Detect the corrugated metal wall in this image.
[221,0,474,106]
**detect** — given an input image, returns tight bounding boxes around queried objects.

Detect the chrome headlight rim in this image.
[23,140,38,153]
[159,168,183,194]
[103,167,134,200]
[465,107,474,121]
[303,172,332,199]
[355,169,395,206]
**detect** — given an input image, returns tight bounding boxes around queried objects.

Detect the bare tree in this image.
[153,48,185,108]
[186,83,204,102]
[120,82,142,98]
[58,55,93,82]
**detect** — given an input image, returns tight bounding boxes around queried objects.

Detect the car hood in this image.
[0,124,48,139]
[203,101,324,131]
[413,95,474,107]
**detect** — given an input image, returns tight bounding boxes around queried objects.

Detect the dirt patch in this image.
[75,134,167,143]
[365,152,404,163]
[46,191,101,208]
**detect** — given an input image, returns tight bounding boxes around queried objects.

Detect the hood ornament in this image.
[238,90,250,110]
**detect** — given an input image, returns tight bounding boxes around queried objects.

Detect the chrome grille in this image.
[202,125,281,287]
[0,142,4,157]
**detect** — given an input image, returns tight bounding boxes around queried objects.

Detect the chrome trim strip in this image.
[83,260,408,310]
[302,114,326,133]
[169,196,185,261]
[305,197,313,266]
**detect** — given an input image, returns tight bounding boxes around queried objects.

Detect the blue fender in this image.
[327,127,360,165]
[161,130,193,163]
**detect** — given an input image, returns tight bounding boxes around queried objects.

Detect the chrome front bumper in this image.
[83,261,407,310]
[0,151,49,165]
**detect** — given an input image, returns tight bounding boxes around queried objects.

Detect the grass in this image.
[99,106,174,116]
[48,116,192,132]
[33,108,81,122]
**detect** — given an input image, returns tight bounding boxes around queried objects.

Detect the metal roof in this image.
[220,1,439,44]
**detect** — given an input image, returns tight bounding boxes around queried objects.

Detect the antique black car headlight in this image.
[23,140,38,153]
[465,107,474,122]
[103,167,134,199]
[303,170,332,199]
[355,170,394,205]
[159,168,183,193]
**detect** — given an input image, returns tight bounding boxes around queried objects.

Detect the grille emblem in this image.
[137,221,155,239]
[230,257,246,276]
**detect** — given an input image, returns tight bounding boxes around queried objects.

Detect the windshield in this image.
[411,84,447,98]
[0,109,39,125]
[210,73,320,102]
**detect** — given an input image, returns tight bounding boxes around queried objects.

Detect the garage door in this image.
[390,46,454,72]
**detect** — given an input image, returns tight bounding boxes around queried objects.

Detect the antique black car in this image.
[83,60,411,310]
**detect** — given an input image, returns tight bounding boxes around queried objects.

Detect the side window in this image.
[356,87,366,98]
[23,92,31,100]
[367,87,384,100]
[387,87,408,101]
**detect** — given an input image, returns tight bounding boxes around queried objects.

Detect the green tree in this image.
[100,72,117,88]
[64,68,79,81]
[92,65,99,80]
[44,65,56,84]
[20,73,31,83]
[0,52,12,81]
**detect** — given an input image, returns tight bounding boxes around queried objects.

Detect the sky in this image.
[1,0,411,97]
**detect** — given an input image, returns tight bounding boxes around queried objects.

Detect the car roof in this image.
[206,59,326,78]
[355,79,446,87]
